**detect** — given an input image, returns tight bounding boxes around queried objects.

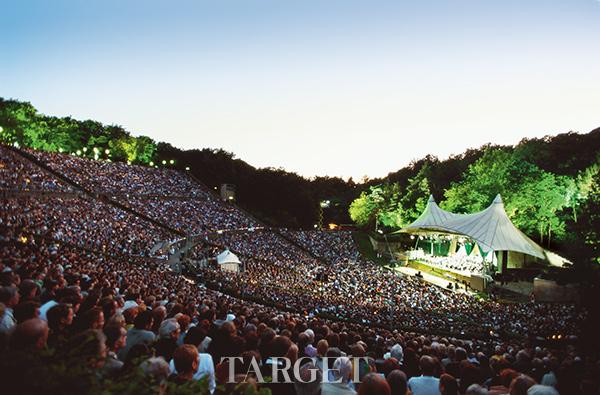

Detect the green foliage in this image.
[2,96,599,245]
[108,135,157,163]
[348,183,404,229]
[0,98,156,165]
[0,341,270,395]
[348,167,432,230]
[440,148,573,245]
[399,164,431,224]
[349,191,375,227]
[568,171,600,264]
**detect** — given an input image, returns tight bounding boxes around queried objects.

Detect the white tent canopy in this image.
[403,194,546,260]
[405,195,462,230]
[216,249,241,265]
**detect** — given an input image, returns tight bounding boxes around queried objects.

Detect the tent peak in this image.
[493,194,503,204]
[427,195,435,203]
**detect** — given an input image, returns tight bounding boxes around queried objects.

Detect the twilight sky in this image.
[1,0,599,180]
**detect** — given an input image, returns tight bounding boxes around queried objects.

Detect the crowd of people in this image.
[121,196,259,235]
[0,146,72,192]
[1,234,594,394]
[0,144,597,394]
[196,232,581,338]
[1,196,175,256]
[26,148,208,197]
[280,230,362,265]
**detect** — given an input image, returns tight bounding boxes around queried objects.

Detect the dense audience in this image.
[280,229,362,265]
[121,196,259,234]
[1,145,597,394]
[26,148,208,197]
[196,231,582,337]
[1,196,175,256]
[0,145,72,192]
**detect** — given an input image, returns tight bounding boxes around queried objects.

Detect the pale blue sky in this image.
[1,1,599,179]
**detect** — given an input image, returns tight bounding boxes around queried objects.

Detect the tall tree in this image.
[399,164,431,224]
[442,148,572,245]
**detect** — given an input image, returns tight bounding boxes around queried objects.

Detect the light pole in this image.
[378,229,394,263]
[318,200,330,229]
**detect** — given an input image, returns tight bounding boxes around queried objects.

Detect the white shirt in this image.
[40,300,58,321]
[169,353,215,393]
[407,375,441,395]
[0,308,16,333]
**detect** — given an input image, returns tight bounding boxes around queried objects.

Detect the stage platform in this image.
[390,265,473,295]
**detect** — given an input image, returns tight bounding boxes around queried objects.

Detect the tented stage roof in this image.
[403,195,546,259]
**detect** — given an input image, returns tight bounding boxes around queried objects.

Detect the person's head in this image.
[516,350,531,365]
[79,307,105,330]
[0,285,20,307]
[158,318,180,340]
[67,329,108,369]
[358,372,391,395]
[500,369,520,388]
[439,373,459,395]
[304,329,315,343]
[460,362,483,392]
[386,369,408,395]
[390,344,403,363]
[173,344,199,377]
[152,306,167,327]
[183,326,206,347]
[465,384,488,395]
[19,279,39,301]
[490,357,511,375]
[47,303,74,331]
[381,358,401,377]
[269,335,293,358]
[104,324,127,352]
[509,375,536,395]
[419,355,435,376]
[317,339,329,357]
[134,310,153,330]
[455,347,467,362]
[10,318,49,350]
[221,321,237,336]
[140,357,171,383]
[293,361,322,395]
[333,357,353,383]
[13,301,40,323]
[176,314,191,332]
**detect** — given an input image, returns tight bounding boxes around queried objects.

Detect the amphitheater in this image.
[0,144,593,394]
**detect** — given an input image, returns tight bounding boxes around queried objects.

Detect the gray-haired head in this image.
[390,343,404,362]
[158,318,180,339]
[333,356,353,383]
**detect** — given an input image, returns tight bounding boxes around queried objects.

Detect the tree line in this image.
[0,97,598,263]
[350,141,600,265]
